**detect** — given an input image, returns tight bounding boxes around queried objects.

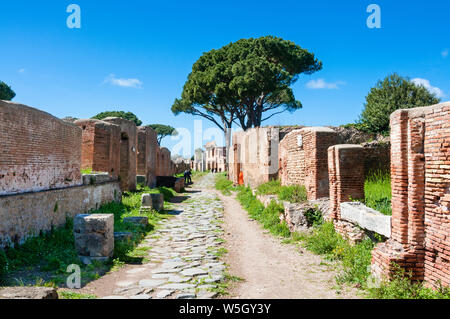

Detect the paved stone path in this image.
[103,174,225,299]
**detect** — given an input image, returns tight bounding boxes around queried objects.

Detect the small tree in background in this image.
[0,81,16,101]
[92,111,142,126]
[147,124,178,145]
[360,73,440,135]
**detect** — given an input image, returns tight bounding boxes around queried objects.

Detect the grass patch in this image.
[368,265,450,299]
[58,291,97,299]
[256,180,307,204]
[215,173,236,195]
[237,186,291,238]
[81,168,93,175]
[364,171,391,215]
[301,222,375,288]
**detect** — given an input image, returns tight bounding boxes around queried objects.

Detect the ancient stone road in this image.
[98,174,226,299]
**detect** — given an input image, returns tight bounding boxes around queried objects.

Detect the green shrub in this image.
[304,208,323,226]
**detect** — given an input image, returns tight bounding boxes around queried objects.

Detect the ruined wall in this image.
[156,147,172,176]
[75,119,120,179]
[229,127,279,188]
[0,180,121,248]
[0,101,82,195]
[372,102,450,287]
[102,117,137,191]
[279,127,338,200]
[328,144,366,243]
[137,126,158,188]
[362,141,391,177]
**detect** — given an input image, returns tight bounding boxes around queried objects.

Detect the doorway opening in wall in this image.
[120,133,129,188]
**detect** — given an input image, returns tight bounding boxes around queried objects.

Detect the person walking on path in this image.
[184,169,192,185]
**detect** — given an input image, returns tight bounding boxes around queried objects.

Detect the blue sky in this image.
[1,0,449,156]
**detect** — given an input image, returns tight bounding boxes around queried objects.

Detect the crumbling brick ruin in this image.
[279,127,339,200]
[0,101,82,195]
[137,126,158,188]
[372,102,450,288]
[0,101,121,248]
[157,147,172,177]
[229,127,279,187]
[75,119,120,179]
[327,144,367,242]
[102,117,137,191]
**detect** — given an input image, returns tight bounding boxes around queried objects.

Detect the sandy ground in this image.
[216,191,360,299]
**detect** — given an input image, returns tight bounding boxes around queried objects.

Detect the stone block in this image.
[114,231,133,242]
[0,287,58,299]
[74,214,114,260]
[340,202,391,238]
[174,178,185,193]
[123,216,149,227]
[82,173,114,185]
[151,193,164,211]
[141,194,153,208]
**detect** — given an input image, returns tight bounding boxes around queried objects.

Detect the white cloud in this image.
[306,78,346,90]
[18,68,26,74]
[104,74,143,88]
[411,78,445,98]
[442,49,448,58]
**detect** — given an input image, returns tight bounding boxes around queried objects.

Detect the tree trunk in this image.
[224,122,232,174]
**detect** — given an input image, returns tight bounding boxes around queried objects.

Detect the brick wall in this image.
[228,127,279,188]
[75,119,120,179]
[0,181,121,248]
[362,142,391,177]
[372,102,450,287]
[137,126,158,188]
[279,127,338,200]
[328,144,366,242]
[102,117,137,191]
[0,101,82,195]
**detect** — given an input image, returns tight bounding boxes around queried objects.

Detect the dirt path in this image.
[216,191,360,299]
